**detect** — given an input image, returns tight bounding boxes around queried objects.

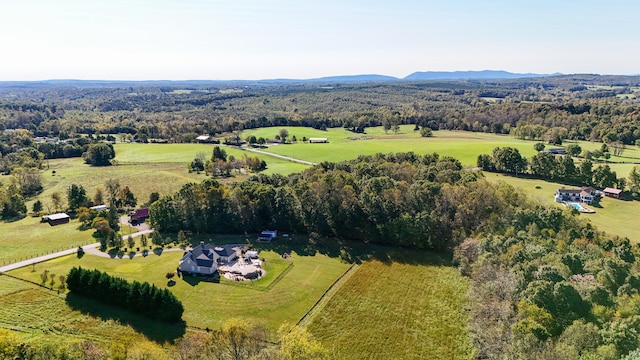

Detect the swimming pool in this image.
[566,202,595,213]
[568,203,581,210]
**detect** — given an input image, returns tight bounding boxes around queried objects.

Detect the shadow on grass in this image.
[181,233,453,267]
[182,274,220,286]
[65,293,186,344]
[249,235,452,267]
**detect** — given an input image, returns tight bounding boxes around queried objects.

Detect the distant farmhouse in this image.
[555,187,597,204]
[41,213,70,226]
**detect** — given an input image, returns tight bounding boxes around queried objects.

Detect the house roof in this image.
[196,135,210,141]
[131,208,149,219]
[580,191,593,198]
[45,213,70,221]
[603,187,623,194]
[557,189,581,194]
[214,246,236,257]
[182,243,219,268]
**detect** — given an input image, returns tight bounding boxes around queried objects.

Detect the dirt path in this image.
[223,144,317,166]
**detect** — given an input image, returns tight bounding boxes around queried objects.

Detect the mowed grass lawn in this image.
[9,248,351,332]
[484,172,640,244]
[308,254,472,360]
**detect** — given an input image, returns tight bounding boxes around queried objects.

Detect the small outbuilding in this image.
[308,137,328,143]
[258,230,277,242]
[42,213,70,226]
[603,187,623,199]
[90,204,108,211]
[544,148,567,155]
[196,135,211,143]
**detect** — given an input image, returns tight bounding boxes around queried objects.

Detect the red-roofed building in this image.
[603,187,623,199]
[130,208,149,223]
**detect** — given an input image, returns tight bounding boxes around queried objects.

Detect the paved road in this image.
[0,229,154,273]
[224,144,317,166]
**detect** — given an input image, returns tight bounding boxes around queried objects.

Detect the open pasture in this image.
[0,216,95,265]
[308,252,471,360]
[244,125,540,167]
[244,125,640,169]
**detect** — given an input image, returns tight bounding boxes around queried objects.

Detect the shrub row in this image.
[66,267,183,322]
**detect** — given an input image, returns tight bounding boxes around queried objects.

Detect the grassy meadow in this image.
[0,216,96,265]
[307,253,472,360]
[244,125,640,169]
[0,274,174,354]
[244,125,541,167]
[8,246,351,332]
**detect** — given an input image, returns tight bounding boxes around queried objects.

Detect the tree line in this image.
[478,146,628,190]
[152,152,531,250]
[66,267,184,322]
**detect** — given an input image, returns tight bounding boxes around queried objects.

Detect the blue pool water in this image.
[569,203,581,210]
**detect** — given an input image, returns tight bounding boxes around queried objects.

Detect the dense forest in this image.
[1,75,639,144]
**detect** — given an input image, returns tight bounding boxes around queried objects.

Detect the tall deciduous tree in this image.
[492,147,527,175]
[82,143,115,166]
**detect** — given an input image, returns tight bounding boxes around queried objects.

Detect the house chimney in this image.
[200,241,205,247]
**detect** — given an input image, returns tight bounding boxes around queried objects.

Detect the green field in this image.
[484,173,640,243]
[308,254,471,360]
[244,126,539,167]
[0,216,96,265]
[244,125,640,168]
[8,246,351,331]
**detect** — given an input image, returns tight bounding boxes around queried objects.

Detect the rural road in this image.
[226,144,317,166]
[0,229,155,273]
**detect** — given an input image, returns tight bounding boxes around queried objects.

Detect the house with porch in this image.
[555,187,597,204]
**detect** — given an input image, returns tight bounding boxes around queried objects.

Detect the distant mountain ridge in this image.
[404,70,560,81]
[0,71,573,87]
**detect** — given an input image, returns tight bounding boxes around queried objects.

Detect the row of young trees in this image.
[66,267,183,322]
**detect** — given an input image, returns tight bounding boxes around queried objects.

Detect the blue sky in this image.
[0,0,637,80]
